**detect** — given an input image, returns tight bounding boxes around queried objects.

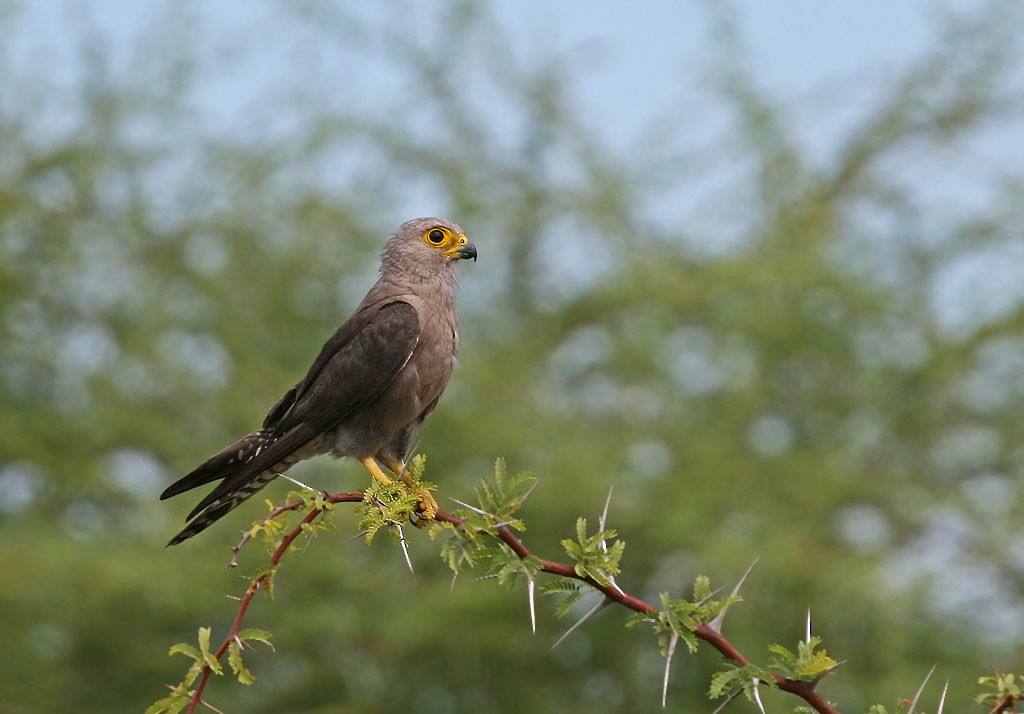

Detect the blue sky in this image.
[7,1,1022,338]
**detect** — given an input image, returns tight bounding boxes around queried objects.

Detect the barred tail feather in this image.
[163,423,319,546]
[160,430,275,501]
[165,470,279,546]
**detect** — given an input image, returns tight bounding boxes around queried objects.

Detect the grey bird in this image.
[161,217,477,546]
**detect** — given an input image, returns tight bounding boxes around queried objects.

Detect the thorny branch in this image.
[182,491,841,714]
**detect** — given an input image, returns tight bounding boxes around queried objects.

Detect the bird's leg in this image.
[378,456,438,526]
[359,456,396,488]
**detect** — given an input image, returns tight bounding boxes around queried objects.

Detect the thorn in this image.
[552,596,612,649]
[528,577,537,634]
[710,687,743,714]
[516,476,541,506]
[936,680,949,714]
[806,608,812,643]
[662,631,679,709]
[198,697,228,714]
[280,473,315,491]
[449,497,489,516]
[810,659,847,689]
[708,557,759,633]
[695,583,727,607]
[395,524,414,574]
[751,678,766,714]
[598,485,614,533]
[449,554,465,593]
[908,664,937,714]
[343,529,370,545]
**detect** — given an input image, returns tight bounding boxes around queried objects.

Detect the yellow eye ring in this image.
[425,228,447,245]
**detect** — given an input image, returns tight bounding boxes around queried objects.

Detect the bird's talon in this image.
[411,489,438,528]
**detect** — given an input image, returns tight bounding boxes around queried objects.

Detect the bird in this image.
[161,217,477,546]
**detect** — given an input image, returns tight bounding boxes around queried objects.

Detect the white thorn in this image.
[751,678,766,714]
[806,608,812,643]
[661,631,679,708]
[696,583,727,607]
[599,485,614,534]
[708,557,759,633]
[449,554,465,593]
[396,524,414,574]
[528,577,537,634]
[516,476,541,506]
[449,497,490,516]
[552,597,612,649]
[936,680,949,714]
[908,664,937,714]
[343,529,369,545]
[280,473,315,491]
[710,687,743,714]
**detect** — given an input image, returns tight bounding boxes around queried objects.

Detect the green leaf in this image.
[769,636,837,682]
[228,640,254,685]
[196,626,223,675]
[708,663,776,701]
[144,684,192,714]
[559,518,625,588]
[251,563,279,597]
[237,628,274,649]
[168,643,201,661]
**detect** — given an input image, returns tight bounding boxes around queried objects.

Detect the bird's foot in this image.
[359,456,437,527]
[409,487,438,527]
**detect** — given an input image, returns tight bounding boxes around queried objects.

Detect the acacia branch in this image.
[433,510,841,714]
[185,492,365,714]
[182,491,840,714]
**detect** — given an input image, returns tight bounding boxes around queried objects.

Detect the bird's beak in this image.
[446,237,478,262]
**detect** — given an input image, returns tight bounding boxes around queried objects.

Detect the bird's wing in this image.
[175,300,422,518]
[271,298,422,432]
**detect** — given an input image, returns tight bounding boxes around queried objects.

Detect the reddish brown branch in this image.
[183,492,841,714]
[434,513,841,714]
[185,492,364,714]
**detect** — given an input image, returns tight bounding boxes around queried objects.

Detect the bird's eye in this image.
[426,228,446,245]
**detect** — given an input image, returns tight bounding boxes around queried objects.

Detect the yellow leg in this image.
[359,456,396,487]
[359,456,437,525]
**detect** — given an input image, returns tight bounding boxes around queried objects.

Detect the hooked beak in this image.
[446,237,478,262]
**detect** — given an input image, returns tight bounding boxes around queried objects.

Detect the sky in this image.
[6,1,994,143]
[6,0,1023,338]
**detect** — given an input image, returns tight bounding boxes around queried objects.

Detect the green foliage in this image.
[357,474,434,543]
[559,517,625,589]
[769,636,839,682]
[975,672,1022,707]
[474,457,537,528]
[538,578,585,618]
[708,662,776,703]
[154,625,275,711]
[629,575,742,654]
[228,629,274,686]
[434,458,539,580]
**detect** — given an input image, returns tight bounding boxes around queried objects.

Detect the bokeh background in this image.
[2,1,1024,712]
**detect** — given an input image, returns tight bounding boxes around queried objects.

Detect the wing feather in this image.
[167,299,422,529]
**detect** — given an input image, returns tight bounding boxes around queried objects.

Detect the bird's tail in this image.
[162,429,282,546]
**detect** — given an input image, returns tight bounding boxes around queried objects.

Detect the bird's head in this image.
[380,217,477,280]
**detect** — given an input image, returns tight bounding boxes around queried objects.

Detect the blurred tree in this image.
[0,1,1022,713]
